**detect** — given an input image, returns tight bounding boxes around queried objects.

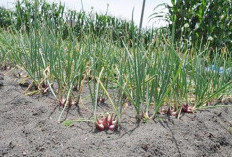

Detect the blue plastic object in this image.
[205,65,232,75]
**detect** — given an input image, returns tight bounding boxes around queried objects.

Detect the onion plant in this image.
[0,29,14,67]
[190,51,232,108]
[0,0,231,127]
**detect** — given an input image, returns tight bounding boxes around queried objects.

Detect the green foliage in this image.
[168,0,232,51]
[0,0,231,123]
[0,7,13,28]
[0,0,155,48]
[14,0,65,31]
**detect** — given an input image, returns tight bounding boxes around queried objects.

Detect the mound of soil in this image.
[0,71,232,157]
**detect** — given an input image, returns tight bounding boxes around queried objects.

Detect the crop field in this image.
[0,0,232,156]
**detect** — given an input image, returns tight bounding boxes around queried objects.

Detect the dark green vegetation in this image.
[151,0,232,51]
[0,0,155,48]
[0,0,231,125]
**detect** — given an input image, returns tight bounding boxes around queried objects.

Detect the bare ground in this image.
[0,70,232,157]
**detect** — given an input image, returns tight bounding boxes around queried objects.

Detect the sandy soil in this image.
[1,70,232,157]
